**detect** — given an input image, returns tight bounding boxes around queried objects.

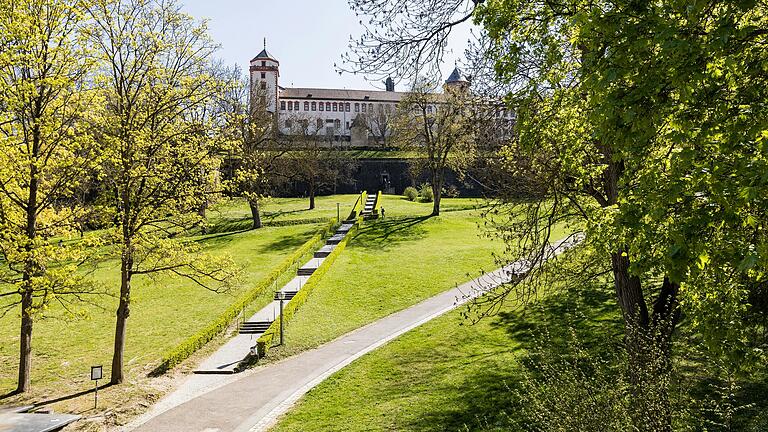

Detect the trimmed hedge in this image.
[373,190,383,216]
[348,191,367,219]
[153,218,338,374]
[255,221,360,358]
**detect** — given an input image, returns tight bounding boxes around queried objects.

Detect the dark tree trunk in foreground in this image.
[17,289,33,393]
[111,227,133,384]
[249,199,262,229]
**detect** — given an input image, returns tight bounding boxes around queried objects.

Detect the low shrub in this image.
[403,186,418,201]
[418,183,434,202]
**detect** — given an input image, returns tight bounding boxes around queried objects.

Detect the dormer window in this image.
[261,61,266,67]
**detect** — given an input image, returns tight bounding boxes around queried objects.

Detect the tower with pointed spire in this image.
[249,38,280,113]
[443,66,469,93]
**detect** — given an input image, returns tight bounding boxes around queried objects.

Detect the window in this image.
[317,119,323,129]
[378,104,384,114]
[304,101,309,111]
[345,121,350,129]
[261,61,266,67]
[260,72,266,79]
[369,103,374,112]
[319,102,324,111]
[427,105,433,114]
[294,101,299,110]
[326,102,331,111]
[287,101,293,111]
[260,81,266,90]
[332,102,338,112]
[355,103,359,112]
[385,104,392,114]
[280,101,286,110]
[311,102,316,111]
[361,103,366,112]
[285,119,292,128]
[345,103,350,112]
[334,119,341,129]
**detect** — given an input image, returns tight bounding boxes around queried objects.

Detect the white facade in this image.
[250,47,512,144]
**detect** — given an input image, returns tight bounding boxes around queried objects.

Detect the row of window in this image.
[284,118,349,130]
[280,100,394,114]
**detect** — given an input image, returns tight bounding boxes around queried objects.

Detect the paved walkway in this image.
[125,235,581,432]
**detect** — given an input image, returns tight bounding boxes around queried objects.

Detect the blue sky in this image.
[180,0,474,91]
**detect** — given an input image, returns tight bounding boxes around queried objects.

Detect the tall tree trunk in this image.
[249,199,262,229]
[18,127,40,393]
[611,250,679,432]
[198,200,208,234]
[111,245,132,385]
[17,288,33,393]
[308,181,316,210]
[431,169,443,216]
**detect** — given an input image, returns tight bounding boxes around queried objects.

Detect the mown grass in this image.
[0,195,354,405]
[271,278,621,432]
[261,195,510,362]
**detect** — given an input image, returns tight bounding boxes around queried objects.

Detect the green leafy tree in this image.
[218,66,284,229]
[347,0,767,429]
[86,0,238,384]
[0,0,102,393]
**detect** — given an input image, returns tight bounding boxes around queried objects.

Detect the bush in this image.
[418,183,434,202]
[403,186,418,201]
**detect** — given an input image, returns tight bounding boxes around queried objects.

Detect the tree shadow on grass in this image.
[398,284,624,431]
[258,232,314,254]
[352,215,432,250]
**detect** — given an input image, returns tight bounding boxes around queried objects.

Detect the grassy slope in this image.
[0,195,353,398]
[260,195,508,362]
[272,282,622,432]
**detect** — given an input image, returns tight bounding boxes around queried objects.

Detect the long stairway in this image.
[193,215,359,374]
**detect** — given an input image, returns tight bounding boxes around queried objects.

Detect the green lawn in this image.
[271,279,621,432]
[261,195,508,362]
[0,195,354,400]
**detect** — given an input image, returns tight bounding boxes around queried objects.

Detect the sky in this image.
[180,0,475,92]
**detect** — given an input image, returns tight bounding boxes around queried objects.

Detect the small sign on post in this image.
[91,365,102,409]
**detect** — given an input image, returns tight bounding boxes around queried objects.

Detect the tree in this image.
[86,0,237,384]
[391,78,475,216]
[365,106,393,147]
[472,1,768,429]
[0,0,102,393]
[280,114,357,210]
[218,66,284,229]
[346,0,768,429]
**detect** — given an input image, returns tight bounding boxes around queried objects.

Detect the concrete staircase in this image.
[361,192,377,217]
[193,217,359,373]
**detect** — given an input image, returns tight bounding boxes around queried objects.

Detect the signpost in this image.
[90,365,102,409]
[337,202,340,222]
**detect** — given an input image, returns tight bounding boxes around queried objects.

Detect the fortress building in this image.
[249,44,474,146]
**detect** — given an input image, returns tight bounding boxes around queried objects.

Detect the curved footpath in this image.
[124,235,581,432]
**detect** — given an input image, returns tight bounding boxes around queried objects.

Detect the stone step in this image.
[326,233,345,245]
[336,224,354,233]
[314,244,336,258]
[274,291,298,301]
[297,266,316,276]
[239,321,272,334]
